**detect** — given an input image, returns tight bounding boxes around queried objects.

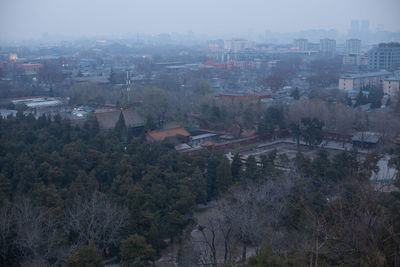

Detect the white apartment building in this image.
[346,39,361,55]
[383,77,400,97]
[294,38,308,51]
[339,71,392,91]
[320,38,336,55]
[224,39,255,52]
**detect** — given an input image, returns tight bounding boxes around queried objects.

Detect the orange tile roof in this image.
[147,127,190,142]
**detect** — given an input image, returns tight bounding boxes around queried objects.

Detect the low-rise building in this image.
[383,77,400,97]
[189,133,218,148]
[339,71,392,91]
[10,96,65,108]
[352,132,382,149]
[94,109,144,130]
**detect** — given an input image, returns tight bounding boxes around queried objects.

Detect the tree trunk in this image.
[315,236,318,267]
[242,244,247,267]
[211,230,217,267]
[224,240,229,264]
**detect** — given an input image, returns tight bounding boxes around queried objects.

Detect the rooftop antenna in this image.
[126,70,131,104]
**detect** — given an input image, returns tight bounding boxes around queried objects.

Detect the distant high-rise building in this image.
[367,42,400,70]
[224,38,255,52]
[348,20,371,43]
[361,20,370,33]
[376,24,384,32]
[349,20,360,37]
[346,39,361,55]
[308,43,320,51]
[320,38,336,56]
[360,20,371,43]
[294,38,308,51]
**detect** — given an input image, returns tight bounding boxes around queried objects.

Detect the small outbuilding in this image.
[352,132,382,149]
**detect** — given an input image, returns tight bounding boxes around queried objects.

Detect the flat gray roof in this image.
[341,71,391,79]
[191,133,217,140]
[385,77,400,81]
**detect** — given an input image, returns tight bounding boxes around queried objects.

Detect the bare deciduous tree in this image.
[65,192,128,252]
[0,200,14,263]
[12,198,65,265]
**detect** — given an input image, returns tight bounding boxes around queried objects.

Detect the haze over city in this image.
[1,0,400,40]
[1,1,400,266]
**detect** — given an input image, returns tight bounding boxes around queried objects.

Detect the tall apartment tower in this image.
[349,20,360,37]
[346,39,361,55]
[320,38,336,56]
[367,42,400,70]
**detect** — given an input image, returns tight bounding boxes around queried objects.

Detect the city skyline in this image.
[1,0,400,41]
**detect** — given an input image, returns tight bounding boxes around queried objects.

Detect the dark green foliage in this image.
[354,85,384,109]
[205,155,220,199]
[354,89,368,107]
[258,106,285,136]
[145,115,157,130]
[259,149,279,179]
[231,153,242,182]
[368,85,384,109]
[290,87,300,100]
[120,234,156,267]
[65,242,104,267]
[301,117,324,146]
[215,157,232,195]
[194,80,214,95]
[192,167,207,204]
[115,112,127,142]
[0,173,11,201]
[0,114,229,266]
[245,155,258,180]
[289,123,301,145]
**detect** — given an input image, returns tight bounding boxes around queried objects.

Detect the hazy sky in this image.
[1,0,400,40]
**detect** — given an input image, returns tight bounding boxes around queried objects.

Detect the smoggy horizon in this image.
[1,0,400,42]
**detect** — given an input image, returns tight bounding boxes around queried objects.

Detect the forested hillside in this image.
[0,113,232,266]
[0,112,399,266]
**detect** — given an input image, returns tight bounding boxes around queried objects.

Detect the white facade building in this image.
[339,71,392,91]
[346,39,361,55]
[383,77,400,97]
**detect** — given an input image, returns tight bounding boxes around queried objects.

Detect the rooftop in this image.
[94,110,121,129]
[11,97,64,108]
[341,71,391,79]
[344,90,370,95]
[147,127,190,142]
[352,132,382,144]
[191,133,217,140]
[385,77,400,81]
[122,109,145,127]
[94,109,144,129]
